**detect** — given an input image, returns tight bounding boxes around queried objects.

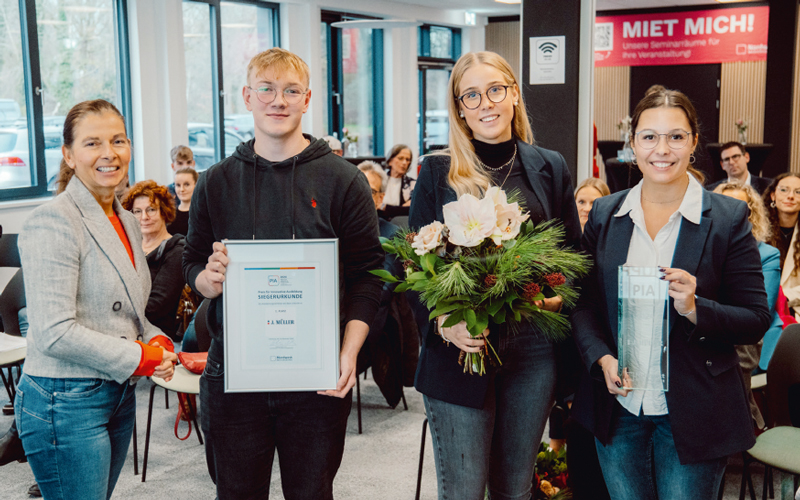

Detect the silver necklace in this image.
[478,145,517,172]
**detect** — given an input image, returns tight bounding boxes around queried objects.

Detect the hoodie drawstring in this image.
[290,156,298,239]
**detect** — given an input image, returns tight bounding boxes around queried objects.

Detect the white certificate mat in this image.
[223,239,340,392]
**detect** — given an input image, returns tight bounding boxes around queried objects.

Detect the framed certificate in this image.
[617,266,669,392]
[223,239,340,392]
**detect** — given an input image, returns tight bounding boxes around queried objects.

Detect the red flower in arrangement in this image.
[543,272,566,287]
[484,274,498,287]
[523,282,541,302]
[551,472,568,489]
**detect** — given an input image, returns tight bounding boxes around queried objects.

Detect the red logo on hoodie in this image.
[311,198,317,208]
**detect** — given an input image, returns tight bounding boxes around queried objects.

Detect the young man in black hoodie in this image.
[183,48,383,499]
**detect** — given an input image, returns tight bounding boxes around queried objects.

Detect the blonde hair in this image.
[575,177,610,198]
[170,145,193,163]
[247,47,310,87]
[436,52,534,198]
[713,182,771,242]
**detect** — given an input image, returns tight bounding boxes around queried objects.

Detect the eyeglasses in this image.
[370,188,381,196]
[131,206,158,219]
[457,85,511,110]
[247,86,308,105]
[634,129,692,150]
[776,186,800,197]
[721,153,743,164]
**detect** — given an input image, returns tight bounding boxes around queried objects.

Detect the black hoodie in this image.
[183,135,384,353]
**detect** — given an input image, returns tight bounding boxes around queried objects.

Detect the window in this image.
[418,25,460,155]
[321,12,384,157]
[182,0,278,171]
[0,0,132,200]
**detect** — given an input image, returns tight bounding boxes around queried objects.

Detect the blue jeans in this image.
[595,406,727,500]
[423,332,556,500]
[181,313,199,353]
[200,355,352,499]
[14,374,136,500]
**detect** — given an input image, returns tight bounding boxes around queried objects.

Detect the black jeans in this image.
[200,357,352,500]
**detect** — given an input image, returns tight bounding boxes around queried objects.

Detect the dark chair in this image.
[0,235,25,413]
[415,418,429,500]
[744,324,800,500]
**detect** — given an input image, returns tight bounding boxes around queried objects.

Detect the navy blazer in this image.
[409,141,581,408]
[570,187,771,464]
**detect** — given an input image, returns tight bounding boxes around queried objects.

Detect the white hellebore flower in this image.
[412,221,445,256]
[442,193,497,247]
[485,186,530,245]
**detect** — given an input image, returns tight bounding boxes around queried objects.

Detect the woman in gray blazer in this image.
[15,100,177,500]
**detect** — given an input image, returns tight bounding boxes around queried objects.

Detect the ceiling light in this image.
[331,19,422,29]
[495,0,521,4]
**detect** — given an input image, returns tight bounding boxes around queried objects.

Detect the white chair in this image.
[140,365,203,482]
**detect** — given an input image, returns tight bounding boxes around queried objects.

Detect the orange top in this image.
[133,335,175,376]
[109,212,135,268]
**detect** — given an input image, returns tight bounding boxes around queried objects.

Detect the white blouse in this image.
[614,173,703,416]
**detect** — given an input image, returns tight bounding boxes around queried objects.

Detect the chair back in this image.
[766,323,800,427]
[0,269,25,336]
[390,216,409,230]
[0,234,20,268]
[194,299,211,352]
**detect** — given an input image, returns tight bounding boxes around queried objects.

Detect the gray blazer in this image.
[19,176,163,383]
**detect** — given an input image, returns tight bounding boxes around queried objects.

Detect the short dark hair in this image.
[720,141,746,156]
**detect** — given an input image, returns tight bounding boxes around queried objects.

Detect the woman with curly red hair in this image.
[122,180,186,340]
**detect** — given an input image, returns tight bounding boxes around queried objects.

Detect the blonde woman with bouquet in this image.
[408,51,581,500]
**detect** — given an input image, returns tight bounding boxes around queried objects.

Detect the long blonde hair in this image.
[438,52,534,197]
[712,182,771,242]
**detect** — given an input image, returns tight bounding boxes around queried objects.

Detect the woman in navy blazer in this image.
[571,89,771,500]
[409,51,581,500]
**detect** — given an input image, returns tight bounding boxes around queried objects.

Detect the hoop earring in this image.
[632,156,637,165]
[689,153,696,164]
[771,201,776,208]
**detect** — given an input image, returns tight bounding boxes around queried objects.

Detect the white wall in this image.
[0,0,485,274]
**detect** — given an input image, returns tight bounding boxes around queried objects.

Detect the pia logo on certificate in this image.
[268,275,280,286]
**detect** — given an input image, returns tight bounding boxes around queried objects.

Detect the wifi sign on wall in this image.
[530,36,565,85]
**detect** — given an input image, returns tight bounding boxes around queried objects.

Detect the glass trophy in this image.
[617,266,669,392]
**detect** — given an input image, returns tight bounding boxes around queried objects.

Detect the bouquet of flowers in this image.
[370,187,590,375]
[534,442,571,499]
[735,118,748,134]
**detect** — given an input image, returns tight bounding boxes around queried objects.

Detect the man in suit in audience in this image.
[706,141,772,194]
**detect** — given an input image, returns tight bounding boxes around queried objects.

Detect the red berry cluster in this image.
[522,282,541,302]
[405,232,417,243]
[484,274,497,287]
[543,273,566,287]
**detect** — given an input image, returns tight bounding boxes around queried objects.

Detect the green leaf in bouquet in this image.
[393,281,411,293]
[464,308,477,330]
[487,296,505,316]
[381,241,397,254]
[474,309,489,335]
[513,308,522,322]
[441,309,465,328]
[412,279,429,291]
[505,292,519,305]
[428,302,460,321]
[369,269,399,282]
[421,253,438,275]
[407,271,428,281]
[493,307,507,324]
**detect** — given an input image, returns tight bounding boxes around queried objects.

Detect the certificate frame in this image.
[223,239,340,392]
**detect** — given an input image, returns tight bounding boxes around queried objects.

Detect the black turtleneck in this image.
[472,138,546,225]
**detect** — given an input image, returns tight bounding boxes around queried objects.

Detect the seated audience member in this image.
[574,177,610,232]
[714,182,781,426]
[167,167,197,237]
[122,180,186,341]
[706,142,771,193]
[765,173,800,336]
[167,145,196,198]
[357,161,393,223]
[322,135,344,156]
[382,144,415,218]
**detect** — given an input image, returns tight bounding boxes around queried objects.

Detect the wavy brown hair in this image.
[712,182,771,242]
[121,180,176,224]
[56,99,127,195]
[764,172,800,271]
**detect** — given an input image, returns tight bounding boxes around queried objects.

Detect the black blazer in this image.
[706,175,772,196]
[570,188,771,464]
[408,141,581,408]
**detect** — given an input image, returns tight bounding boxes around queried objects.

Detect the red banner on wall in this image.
[595,6,769,67]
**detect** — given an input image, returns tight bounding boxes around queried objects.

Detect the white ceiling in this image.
[384,0,731,18]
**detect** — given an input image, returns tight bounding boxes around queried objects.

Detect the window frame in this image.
[0,0,134,201]
[418,24,461,155]
[321,11,384,157]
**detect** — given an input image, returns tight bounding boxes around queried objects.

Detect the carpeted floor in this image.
[0,370,790,500]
